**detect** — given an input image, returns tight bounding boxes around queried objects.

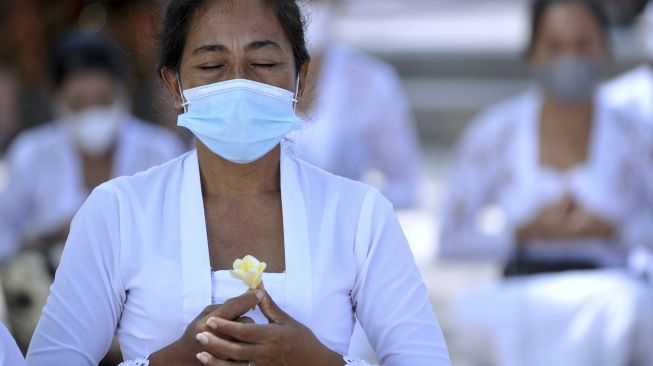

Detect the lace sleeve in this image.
[439,106,516,261]
[118,356,149,366]
[344,355,378,365]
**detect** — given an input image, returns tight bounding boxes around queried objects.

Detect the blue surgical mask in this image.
[177,77,303,164]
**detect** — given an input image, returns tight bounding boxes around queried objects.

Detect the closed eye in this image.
[252,63,278,68]
[200,65,224,71]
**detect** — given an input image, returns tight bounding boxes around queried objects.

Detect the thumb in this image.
[258,289,288,323]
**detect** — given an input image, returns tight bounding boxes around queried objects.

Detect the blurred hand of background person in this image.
[517,196,615,243]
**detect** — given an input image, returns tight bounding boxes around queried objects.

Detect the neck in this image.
[197,142,281,199]
[541,96,593,123]
[79,145,115,162]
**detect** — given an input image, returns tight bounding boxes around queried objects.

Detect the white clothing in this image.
[0,117,185,263]
[291,44,421,209]
[26,147,450,365]
[601,65,653,268]
[601,65,653,191]
[601,64,653,128]
[0,323,25,366]
[441,89,649,266]
[453,270,653,366]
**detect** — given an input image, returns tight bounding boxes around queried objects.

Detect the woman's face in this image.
[529,3,607,66]
[164,0,305,106]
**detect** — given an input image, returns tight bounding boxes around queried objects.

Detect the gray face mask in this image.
[532,56,602,104]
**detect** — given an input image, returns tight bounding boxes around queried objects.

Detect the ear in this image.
[161,67,184,111]
[296,61,310,99]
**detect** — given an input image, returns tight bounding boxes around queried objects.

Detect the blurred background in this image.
[1,0,653,365]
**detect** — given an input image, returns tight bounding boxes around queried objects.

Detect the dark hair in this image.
[48,30,126,89]
[158,0,310,77]
[527,0,609,56]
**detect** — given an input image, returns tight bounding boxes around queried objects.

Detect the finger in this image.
[211,318,269,343]
[197,332,260,361]
[209,316,255,342]
[258,289,288,323]
[235,316,255,325]
[196,351,247,366]
[210,291,264,321]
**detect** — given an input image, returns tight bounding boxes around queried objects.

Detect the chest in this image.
[538,118,593,171]
[204,194,286,272]
[81,154,114,191]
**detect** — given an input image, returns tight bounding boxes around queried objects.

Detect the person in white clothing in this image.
[26,1,450,366]
[0,323,25,366]
[290,0,421,209]
[0,30,184,359]
[0,30,185,265]
[441,1,653,365]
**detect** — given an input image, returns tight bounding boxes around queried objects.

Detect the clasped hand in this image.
[150,287,343,366]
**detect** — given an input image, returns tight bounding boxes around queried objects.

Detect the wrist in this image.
[148,340,187,366]
[315,345,345,366]
[311,343,345,366]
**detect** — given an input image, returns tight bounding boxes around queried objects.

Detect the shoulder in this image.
[602,65,653,111]
[461,90,533,148]
[93,151,190,207]
[331,44,403,92]
[7,122,63,160]
[602,65,652,97]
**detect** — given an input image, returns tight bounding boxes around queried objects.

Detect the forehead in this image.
[185,0,289,49]
[538,3,603,39]
[60,71,116,93]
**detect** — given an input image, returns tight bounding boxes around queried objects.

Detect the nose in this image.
[224,58,255,82]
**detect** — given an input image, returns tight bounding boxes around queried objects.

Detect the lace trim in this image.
[344,355,376,365]
[118,356,149,366]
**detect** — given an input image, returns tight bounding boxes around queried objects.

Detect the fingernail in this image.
[196,352,209,364]
[206,317,219,329]
[196,332,209,345]
[255,290,264,300]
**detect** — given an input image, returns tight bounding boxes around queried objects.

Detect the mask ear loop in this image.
[292,74,301,113]
[177,74,190,113]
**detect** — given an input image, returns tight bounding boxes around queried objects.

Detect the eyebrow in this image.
[246,40,281,51]
[191,40,281,55]
[192,44,228,55]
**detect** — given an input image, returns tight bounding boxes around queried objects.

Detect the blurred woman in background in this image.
[440,0,653,365]
[291,0,421,209]
[0,30,184,354]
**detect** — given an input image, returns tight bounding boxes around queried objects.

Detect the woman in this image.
[441,0,653,365]
[26,1,450,365]
[291,0,421,209]
[1,323,25,366]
